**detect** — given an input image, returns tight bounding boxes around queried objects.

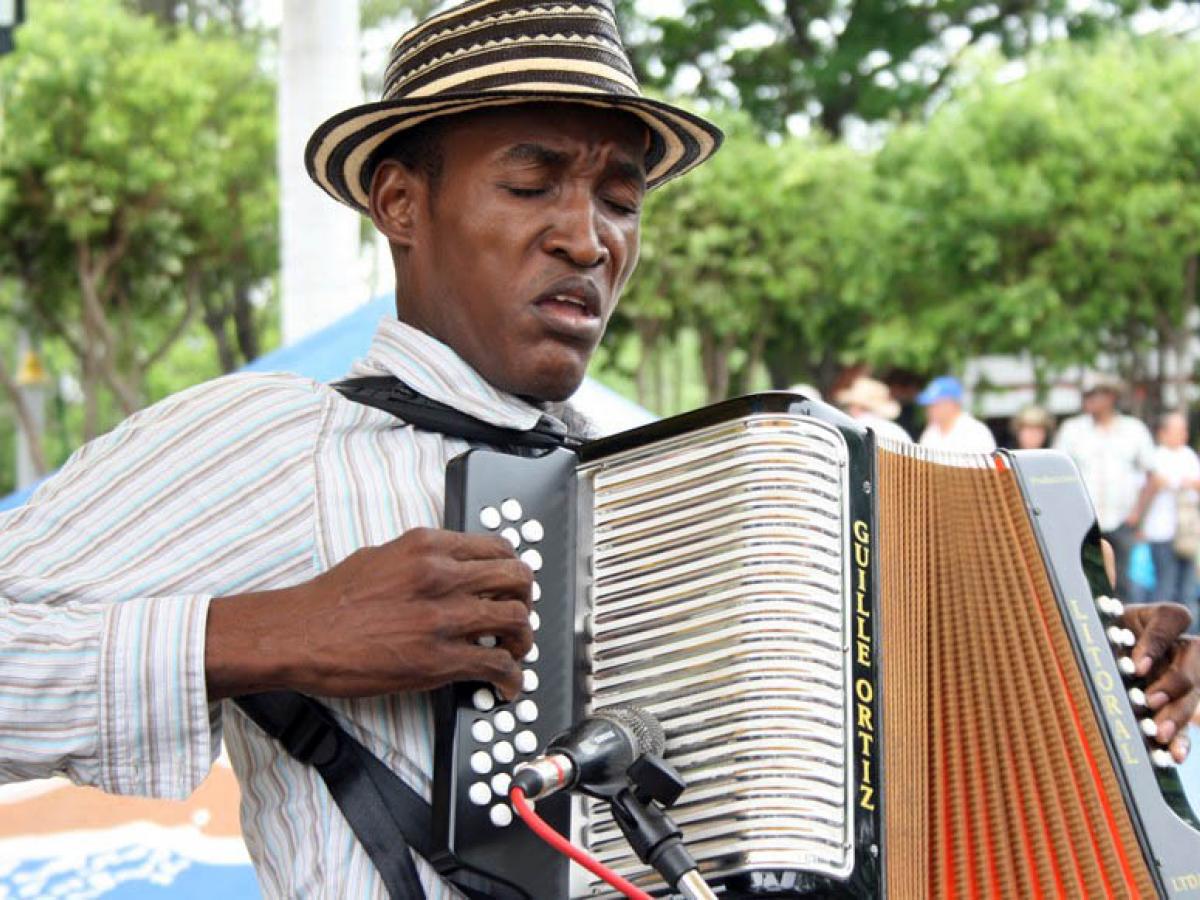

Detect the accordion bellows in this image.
[877,448,1155,898]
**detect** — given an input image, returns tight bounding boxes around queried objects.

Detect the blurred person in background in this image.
[1130,412,1200,621]
[1053,375,1155,601]
[916,375,996,452]
[836,376,911,443]
[1010,404,1055,450]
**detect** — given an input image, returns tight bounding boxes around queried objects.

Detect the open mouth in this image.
[532,278,603,339]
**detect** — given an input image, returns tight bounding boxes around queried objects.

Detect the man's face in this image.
[1084,389,1116,420]
[379,105,645,401]
[927,398,960,428]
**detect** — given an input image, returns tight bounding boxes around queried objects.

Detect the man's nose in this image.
[544,194,609,269]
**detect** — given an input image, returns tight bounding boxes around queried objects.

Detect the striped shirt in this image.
[0,316,567,898]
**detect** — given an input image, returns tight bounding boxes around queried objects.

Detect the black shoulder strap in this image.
[333,375,583,452]
[234,692,433,899]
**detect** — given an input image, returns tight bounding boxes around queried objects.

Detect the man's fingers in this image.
[453,645,524,701]
[405,527,517,561]
[1171,731,1192,764]
[1128,604,1192,675]
[440,597,533,654]
[458,559,534,604]
[1152,689,1200,748]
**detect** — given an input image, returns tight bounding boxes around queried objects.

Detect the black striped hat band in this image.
[305,0,723,214]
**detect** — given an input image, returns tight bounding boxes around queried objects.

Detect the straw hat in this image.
[1011,405,1053,432]
[305,0,724,214]
[835,377,900,420]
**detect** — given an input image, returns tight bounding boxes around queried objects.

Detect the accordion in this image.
[431,393,1200,898]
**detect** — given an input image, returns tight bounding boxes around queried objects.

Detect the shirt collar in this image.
[346,315,549,431]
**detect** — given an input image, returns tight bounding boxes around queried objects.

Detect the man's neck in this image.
[936,410,962,435]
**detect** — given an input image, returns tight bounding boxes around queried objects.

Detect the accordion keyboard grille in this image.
[578,415,854,893]
[877,446,1156,899]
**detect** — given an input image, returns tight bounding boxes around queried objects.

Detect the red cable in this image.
[509,787,653,900]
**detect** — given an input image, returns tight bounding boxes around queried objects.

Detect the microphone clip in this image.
[609,755,695,892]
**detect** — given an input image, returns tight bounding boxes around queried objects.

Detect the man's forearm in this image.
[205,584,312,701]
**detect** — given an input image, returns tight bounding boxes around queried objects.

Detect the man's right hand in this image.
[205,528,534,702]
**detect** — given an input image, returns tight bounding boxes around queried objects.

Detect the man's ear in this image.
[368,160,425,248]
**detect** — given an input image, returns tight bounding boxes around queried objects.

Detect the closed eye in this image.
[504,186,547,198]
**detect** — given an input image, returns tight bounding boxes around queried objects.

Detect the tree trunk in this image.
[0,355,48,476]
[1179,255,1199,417]
[202,294,238,374]
[700,331,734,404]
[233,284,260,363]
[633,318,660,411]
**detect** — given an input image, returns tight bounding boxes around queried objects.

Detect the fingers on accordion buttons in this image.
[1117,656,1137,677]
[500,527,521,550]
[501,499,523,521]
[479,506,502,530]
[472,687,497,711]
[520,519,544,543]
[1152,748,1176,767]
[470,751,493,775]
[1129,687,1147,709]
[477,635,498,649]
[494,710,515,734]
[490,804,514,827]
[469,782,492,806]
[1107,626,1135,648]
[1140,718,1158,738]
[472,719,495,743]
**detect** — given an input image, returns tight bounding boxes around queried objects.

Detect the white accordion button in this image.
[531,582,542,602]
[529,611,541,632]
[468,782,492,806]
[490,804,514,827]
[520,519,544,543]
[524,644,540,664]
[470,751,493,775]
[1107,626,1135,648]
[515,699,538,723]
[479,507,502,530]
[1117,656,1136,676]
[493,741,515,765]
[501,499,523,521]
[520,549,543,572]
[500,527,521,550]
[494,710,516,734]
[522,669,540,693]
[1096,595,1125,617]
[1151,748,1175,767]
[476,635,497,649]
[1140,718,1158,738]
[515,730,538,754]
[472,687,496,712]
[491,772,512,797]
[1128,687,1147,709]
[471,719,495,743]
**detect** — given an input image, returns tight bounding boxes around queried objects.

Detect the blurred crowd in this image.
[819,373,1200,629]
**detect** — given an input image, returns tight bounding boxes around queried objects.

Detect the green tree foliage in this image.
[616,115,886,404]
[869,37,1200,405]
[0,0,277,440]
[617,0,1178,137]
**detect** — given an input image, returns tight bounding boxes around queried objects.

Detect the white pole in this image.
[278,0,366,344]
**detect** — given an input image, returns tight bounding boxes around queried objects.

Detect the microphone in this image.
[511,704,664,801]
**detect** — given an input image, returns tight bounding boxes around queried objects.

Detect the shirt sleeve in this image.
[0,373,324,798]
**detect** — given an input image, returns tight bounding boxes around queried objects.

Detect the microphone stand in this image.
[608,756,718,900]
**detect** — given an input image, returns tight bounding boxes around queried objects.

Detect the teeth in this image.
[553,294,585,307]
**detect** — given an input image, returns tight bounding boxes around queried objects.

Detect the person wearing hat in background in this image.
[916,375,997,452]
[0,2,725,896]
[1010,404,1055,450]
[836,376,912,444]
[1053,374,1155,603]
